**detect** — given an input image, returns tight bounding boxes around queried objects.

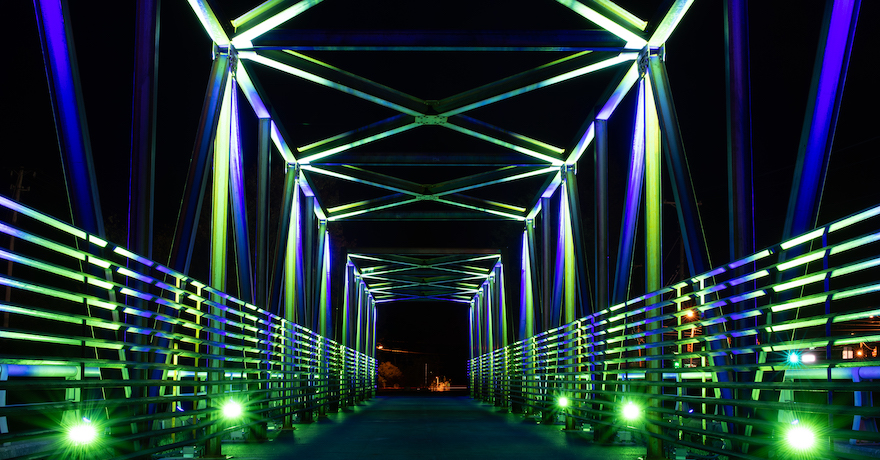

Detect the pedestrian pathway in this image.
[221,395,645,460]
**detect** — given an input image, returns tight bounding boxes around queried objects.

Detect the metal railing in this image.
[0,196,376,459]
[471,204,880,459]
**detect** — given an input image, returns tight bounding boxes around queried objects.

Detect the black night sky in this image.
[5,1,879,387]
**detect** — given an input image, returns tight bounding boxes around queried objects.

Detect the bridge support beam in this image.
[34,0,104,237]
[612,83,645,307]
[643,76,663,460]
[783,0,860,244]
[725,0,758,452]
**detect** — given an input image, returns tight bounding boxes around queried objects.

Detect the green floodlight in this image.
[622,402,640,421]
[67,420,98,445]
[222,400,244,419]
[558,396,570,408]
[787,352,801,364]
[785,424,816,451]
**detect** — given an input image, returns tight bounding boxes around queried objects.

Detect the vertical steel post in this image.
[644,77,663,460]
[649,53,737,434]
[541,197,552,332]
[284,175,302,325]
[318,225,330,338]
[647,56,710,277]
[564,167,591,318]
[255,119,272,309]
[303,196,317,328]
[725,0,757,450]
[128,0,159,261]
[495,264,508,348]
[228,80,255,303]
[268,167,296,316]
[129,0,160,432]
[561,182,576,326]
[519,229,535,341]
[594,120,609,313]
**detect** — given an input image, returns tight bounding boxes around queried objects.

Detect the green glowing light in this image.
[222,400,244,419]
[785,425,816,451]
[558,396,570,407]
[67,421,98,445]
[622,402,640,421]
[555,0,647,48]
[787,352,800,364]
[780,228,825,250]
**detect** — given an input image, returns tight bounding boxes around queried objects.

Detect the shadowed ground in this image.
[221,395,645,460]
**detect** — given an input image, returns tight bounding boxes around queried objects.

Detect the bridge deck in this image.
[221,395,645,460]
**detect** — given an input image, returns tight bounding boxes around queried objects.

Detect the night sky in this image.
[5,1,879,386]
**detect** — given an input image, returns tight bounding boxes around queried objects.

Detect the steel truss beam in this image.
[249,29,625,51]
[348,253,501,304]
[34,0,105,237]
[782,0,861,245]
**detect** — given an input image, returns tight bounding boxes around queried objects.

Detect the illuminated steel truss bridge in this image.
[2,0,877,459]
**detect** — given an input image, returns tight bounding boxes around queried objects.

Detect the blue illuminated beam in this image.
[783,0,861,243]
[34,0,105,237]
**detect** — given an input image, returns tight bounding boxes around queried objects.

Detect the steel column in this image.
[268,166,297,316]
[594,120,609,313]
[725,0,758,450]
[519,229,535,341]
[284,175,303,324]
[128,0,159,260]
[561,181,576,325]
[564,167,591,318]
[255,119,272,308]
[303,196,317,327]
[643,75,663,460]
[227,81,255,303]
[648,56,711,276]
[210,76,232,295]
[541,197,552,332]
[318,224,331,339]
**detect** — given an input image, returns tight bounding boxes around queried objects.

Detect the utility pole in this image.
[5,167,34,328]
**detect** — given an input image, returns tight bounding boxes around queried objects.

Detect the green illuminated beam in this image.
[566,59,640,165]
[235,60,271,119]
[270,121,297,163]
[0,196,86,240]
[295,115,419,164]
[349,253,424,266]
[435,194,528,220]
[433,51,596,114]
[210,77,233,294]
[644,77,662,296]
[439,52,636,117]
[241,50,426,116]
[555,0,647,48]
[232,0,324,48]
[186,0,230,45]
[301,164,424,195]
[444,116,565,165]
[423,254,501,267]
[327,194,419,221]
[429,165,559,196]
[647,0,694,47]
[588,0,647,31]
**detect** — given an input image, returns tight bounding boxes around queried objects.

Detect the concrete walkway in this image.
[221,395,645,460]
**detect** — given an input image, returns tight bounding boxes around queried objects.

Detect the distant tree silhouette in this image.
[378,361,402,388]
